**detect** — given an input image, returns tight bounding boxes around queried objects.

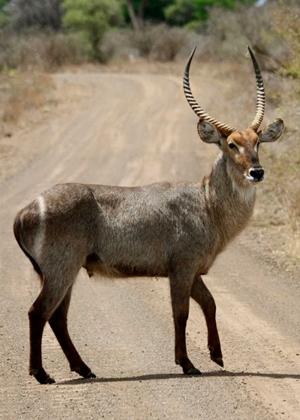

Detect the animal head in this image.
[183,46,284,184]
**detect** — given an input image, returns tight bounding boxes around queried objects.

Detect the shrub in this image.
[7,0,62,30]
[130,23,188,61]
[152,25,187,61]
[40,32,88,70]
[62,0,123,62]
[0,30,89,71]
[204,3,287,69]
[129,24,158,58]
[272,1,300,78]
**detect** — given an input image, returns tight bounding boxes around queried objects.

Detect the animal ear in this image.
[259,118,284,143]
[197,120,222,144]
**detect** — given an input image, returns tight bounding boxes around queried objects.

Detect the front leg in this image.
[169,272,201,375]
[191,275,223,367]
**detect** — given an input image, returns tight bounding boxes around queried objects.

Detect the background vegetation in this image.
[0,0,297,79]
[0,0,298,82]
[0,0,297,72]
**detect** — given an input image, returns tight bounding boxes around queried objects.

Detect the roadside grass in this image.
[0,70,56,137]
[241,75,300,273]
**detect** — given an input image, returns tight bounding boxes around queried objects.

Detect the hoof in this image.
[30,369,56,384]
[86,371,96,379]
[186,368,202,375]
[72,365,96,379]
[43,376,56,384]
[36,375,55,385]
[212,357,224,367]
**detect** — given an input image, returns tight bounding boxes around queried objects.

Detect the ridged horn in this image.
[248,46,265,132]
[183,46,236,137]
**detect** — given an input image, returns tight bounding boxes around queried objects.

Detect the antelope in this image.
[14,47,284,384]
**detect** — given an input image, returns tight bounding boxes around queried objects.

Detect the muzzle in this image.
[247,167,264,182]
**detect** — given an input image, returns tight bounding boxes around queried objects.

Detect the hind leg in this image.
[49,285,95,379]
[191,275,223,367]
[28,268,80,384]
[28,284,62,384]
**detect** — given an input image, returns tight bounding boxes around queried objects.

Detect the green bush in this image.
[164,0,198,26]
[62,0,123,62]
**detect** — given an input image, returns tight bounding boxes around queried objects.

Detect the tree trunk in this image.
[138,0,149,24]
[126,0,140,32]
[126,0,149,32]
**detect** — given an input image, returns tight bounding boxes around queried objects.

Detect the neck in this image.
[203,152,256,245]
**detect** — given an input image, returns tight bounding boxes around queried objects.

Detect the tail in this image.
[13,212,42,277]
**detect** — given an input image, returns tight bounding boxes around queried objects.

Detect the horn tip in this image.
[247,45,254,57]
[184,46,198,76]
[189,46,197,62]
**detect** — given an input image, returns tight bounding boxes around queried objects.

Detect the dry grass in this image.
[0,31,89,72]
[0,71,56,137]
[272,2,300,78]
[245,76,300,273]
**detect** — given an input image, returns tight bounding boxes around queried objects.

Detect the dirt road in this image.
[0,70,300,419]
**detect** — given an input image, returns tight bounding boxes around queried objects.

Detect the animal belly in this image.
[84,252,167,278]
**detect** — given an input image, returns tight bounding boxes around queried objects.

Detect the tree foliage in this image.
[62,0,123,61]
[2,0,260,33]
[164,0,198,25]
[123,0,173,28]
[164,0,257,26]
[0,0,9,8]
[124,0,257,31]
[0,0,10,26]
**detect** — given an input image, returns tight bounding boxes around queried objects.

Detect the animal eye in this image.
[228,143,237,150]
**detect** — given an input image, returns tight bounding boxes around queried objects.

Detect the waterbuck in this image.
[14,47,284,384]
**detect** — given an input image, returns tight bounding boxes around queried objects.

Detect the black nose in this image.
[249,167,264,181]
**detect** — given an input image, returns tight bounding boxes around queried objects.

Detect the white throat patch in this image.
[232,180,256,204]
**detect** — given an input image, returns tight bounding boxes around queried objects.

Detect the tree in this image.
[124,0,173,30]
[125,0,148,31]
[62,0,123,61]
[164,0,198,26]
[0,0,10,26]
